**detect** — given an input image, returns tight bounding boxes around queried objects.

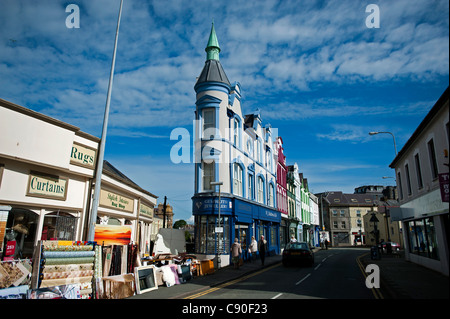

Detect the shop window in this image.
[42,212,78,241]
[407,218,439,260]
[270,226,277,248]
[195,215,229,255]
[2,208,38,260]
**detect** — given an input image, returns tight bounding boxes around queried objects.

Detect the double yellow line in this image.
[184,263,281,299]
[356,253,384,299]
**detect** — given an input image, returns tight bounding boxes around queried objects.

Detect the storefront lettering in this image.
[100,189,133,212]
[70,143,97,169]
[27,172,67,200]
[30,176,65,194]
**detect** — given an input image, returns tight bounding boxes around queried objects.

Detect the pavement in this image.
[358,248,449,299]
[129,247,449,300]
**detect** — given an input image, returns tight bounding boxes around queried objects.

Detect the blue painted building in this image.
[192,24,281,267]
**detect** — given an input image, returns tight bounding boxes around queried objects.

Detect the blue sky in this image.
[0,0,448,224]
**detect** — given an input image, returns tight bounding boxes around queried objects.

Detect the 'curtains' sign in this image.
[27,171,68,200]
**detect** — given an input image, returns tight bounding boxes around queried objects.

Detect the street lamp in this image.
[369,131,398,156]
[87,0,124,241]
[210,181,223,269]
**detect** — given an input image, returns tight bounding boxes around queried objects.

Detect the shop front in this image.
[193,195,281,267]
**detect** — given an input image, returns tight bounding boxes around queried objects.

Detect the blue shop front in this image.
[192,195,281,267]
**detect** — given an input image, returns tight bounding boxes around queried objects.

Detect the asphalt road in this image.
[185,248,375,299]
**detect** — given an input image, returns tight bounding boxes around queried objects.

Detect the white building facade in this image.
[390,87,449,276]
[0,98,157,260]
[192,24,281,267]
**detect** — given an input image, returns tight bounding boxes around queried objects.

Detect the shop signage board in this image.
[439,173,449,202]
[26,171,68,200]
[139,202,153,220]
[192,197,233,214]
[70,142,97,169]
[100,189,134,213]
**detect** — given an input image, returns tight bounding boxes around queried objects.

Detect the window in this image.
[233,118,240,147]
[405,164,412,195]
[397,171,403,200]
[195,215,229,254]
[333,221,338,228]
[257,177,264,203]
[415,154,423,189]
[202,161,214,191]
[340,210,345,217]
[356,210,361,217]
[341,221,346,229]
[248,174,254,200]
[427,139,438,179]
[407,218,439,260]
[203,109,215,139]
[357,219,362,227]
[233,163,243,196]
[268,183,274,207]
[332,210,337,216]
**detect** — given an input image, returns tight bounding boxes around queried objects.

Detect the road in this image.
[184,248,376,299]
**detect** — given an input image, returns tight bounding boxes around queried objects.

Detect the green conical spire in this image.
[205,22,220,61]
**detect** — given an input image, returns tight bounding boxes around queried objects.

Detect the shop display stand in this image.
[29,240,99,299]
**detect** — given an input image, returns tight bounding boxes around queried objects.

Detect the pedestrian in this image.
[258,235,267,266]
[230,238,242,269]
[249,236,257,262]
[325,239,329,250]
[290,235,297,243]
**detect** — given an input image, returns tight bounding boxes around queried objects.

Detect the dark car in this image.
[379,241,400,253]
[282,242,314,267]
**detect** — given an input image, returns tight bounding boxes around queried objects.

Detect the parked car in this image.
[282,242,314,267]
[379,241,400,252]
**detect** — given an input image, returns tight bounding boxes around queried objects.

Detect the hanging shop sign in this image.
[26,171,68,200]
[99,189,134,213]
[439,173,449,202]
[139,202,153,220]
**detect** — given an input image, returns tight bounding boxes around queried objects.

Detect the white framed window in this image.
[268,183,274,207]
[257,176,264,204]
[233,118,240,147]
[202,161,214,191]
[233,163,243,196]
[203,109,215,139]
[248,174,254,200]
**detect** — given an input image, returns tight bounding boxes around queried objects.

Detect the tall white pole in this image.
[87,0,124,241]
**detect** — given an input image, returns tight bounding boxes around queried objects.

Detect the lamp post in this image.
[210,181,223,269]
[87,0,124,242]
[369,131,398,156]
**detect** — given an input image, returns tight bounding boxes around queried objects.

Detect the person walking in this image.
[230,238,242,269]
[258,235,267,266]
[249,236,257,262]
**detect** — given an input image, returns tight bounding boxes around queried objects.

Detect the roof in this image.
[196,59,230,86]
[390,86,449,168]
[324,191,376,207]
[102,160,158,199]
